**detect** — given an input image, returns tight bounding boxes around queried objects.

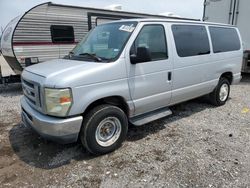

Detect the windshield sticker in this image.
[119,24,135,32]
[114,49,119,52]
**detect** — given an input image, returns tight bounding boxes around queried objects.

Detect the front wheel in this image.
[209,78,230,106]
[80,104,128,155]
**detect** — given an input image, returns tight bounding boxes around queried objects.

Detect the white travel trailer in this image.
[0,2,196,76]
[203,0,250,73]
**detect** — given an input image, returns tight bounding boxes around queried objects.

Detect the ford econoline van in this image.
[21,19,243,154]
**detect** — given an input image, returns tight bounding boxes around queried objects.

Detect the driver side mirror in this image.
[130,47,151,64]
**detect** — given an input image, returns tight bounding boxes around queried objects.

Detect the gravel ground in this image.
[0,75,249,187]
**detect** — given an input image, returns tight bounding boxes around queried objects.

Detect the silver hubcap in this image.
[95,117,122,147]
[219,83,229,102]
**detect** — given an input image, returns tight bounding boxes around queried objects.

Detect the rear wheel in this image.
[80,104,128,155]
[209,77,230,106]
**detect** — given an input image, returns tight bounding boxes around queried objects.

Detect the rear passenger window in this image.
[50,25,75,43]
[130,25,168,61]
[209,27,241,53]
[172,25,210,57]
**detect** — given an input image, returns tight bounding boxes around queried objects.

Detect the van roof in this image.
[106,18,235,28]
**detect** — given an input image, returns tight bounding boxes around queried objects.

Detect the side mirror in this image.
[130,47,151,64]
[63,55,70,59]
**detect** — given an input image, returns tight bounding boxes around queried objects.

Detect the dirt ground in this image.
[0,75,250,187]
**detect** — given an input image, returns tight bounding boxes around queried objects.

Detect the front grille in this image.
[22,78,41,110]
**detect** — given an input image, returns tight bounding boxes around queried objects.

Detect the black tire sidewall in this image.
[81,105,128,155]
[215,78,230,105]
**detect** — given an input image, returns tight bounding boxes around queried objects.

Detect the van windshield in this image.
[69,21,138,62]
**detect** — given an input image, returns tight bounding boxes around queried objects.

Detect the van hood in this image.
[25,59,100,77]
[24,59,121,88]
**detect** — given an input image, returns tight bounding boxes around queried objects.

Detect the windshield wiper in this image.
[63,51,74,59]
[69,51,75,58]
[78,53,102,62]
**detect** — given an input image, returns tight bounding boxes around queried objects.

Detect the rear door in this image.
[203,0,234,24]
[234,0,250,50]
[125,23,173,116]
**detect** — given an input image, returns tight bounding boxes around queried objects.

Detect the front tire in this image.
[80,104,128,155]
[209,78,230,106]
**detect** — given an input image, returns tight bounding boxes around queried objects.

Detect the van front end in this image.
[20,69,84,143]
[21,97,83,143]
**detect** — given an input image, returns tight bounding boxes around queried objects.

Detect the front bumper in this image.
[20,97,83,144]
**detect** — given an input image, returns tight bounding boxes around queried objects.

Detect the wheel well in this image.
[220,72,233,85]
[83,96,129,117]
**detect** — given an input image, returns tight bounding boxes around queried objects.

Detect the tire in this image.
[80,104,128,155]
[209,77,230,106]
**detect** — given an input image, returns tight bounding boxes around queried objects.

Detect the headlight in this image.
[45,88,73,117]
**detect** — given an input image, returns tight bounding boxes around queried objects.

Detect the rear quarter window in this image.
[172,25,210,57]
[209,27,241,53]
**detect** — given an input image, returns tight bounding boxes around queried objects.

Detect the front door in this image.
[126,23,173,116]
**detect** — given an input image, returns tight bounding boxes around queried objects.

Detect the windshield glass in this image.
[69,21,137,62]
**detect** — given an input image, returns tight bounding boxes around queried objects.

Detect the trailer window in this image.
[172,25,210,57]
[209,27,241,53]
[50,25,74,43]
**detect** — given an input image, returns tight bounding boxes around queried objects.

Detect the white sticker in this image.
[119,24,135,32]
[114,49,119,52]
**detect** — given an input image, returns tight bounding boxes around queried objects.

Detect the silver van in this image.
[21,19,243,154]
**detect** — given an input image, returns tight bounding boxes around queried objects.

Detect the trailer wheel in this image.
[209,78,230,106]
[80,104,128,155]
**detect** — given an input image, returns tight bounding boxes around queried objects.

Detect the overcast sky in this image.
[0,0,204,31]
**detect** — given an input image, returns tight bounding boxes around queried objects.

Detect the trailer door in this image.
[233,0,250,50]
[96,17,118,25]
[87,12,137,30]
[203,0,234,24]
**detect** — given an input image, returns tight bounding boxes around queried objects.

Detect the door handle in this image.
[168,72,172,81]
